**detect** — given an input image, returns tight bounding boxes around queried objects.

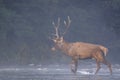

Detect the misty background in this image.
[0,0,120,66]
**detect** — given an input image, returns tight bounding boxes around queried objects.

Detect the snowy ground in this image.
[0,63,120,80]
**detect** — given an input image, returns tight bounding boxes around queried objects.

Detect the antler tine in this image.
[52,17,60,38]
[57,17,60,28]
[63,16,71,35]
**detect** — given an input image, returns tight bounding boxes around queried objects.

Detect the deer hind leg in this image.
[71,58,78,73]
[95,61,101,75]
[98,51,112,75]
[93,53,101,74]
[102,59,112,75]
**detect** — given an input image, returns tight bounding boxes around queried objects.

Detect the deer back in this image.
[67,42,103,58]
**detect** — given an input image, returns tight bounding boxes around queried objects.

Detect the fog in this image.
[0,0,120,66]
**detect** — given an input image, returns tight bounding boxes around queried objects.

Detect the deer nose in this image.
[51,47,56,51]
[53,39,57,43]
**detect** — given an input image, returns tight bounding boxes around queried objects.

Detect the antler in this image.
[52,17,60,39]
[51,16,71,39]
[63,16,71,36]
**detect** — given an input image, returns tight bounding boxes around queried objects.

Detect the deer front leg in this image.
[70,57,78,74]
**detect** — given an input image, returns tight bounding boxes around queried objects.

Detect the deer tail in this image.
[99,46,108,56]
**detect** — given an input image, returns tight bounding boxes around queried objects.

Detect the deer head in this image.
[51,16,71,51]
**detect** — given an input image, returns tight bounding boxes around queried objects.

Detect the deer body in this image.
[55,40,107,59]
[51,16,112,75]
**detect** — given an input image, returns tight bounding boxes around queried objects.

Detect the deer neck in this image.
[57,41,71,53]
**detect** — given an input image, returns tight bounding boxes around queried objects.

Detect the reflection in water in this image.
[64,74,113,80]
[71,74,113,80]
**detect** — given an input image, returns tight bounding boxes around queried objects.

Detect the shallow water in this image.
[0,64,119,80]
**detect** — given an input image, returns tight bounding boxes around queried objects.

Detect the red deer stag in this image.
[51,16,112,75]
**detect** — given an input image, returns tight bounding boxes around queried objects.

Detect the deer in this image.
[50,16,112,75]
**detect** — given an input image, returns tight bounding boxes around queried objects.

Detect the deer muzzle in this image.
[51,47,56,51]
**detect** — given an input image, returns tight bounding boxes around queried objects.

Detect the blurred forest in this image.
[0,0,120,65]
